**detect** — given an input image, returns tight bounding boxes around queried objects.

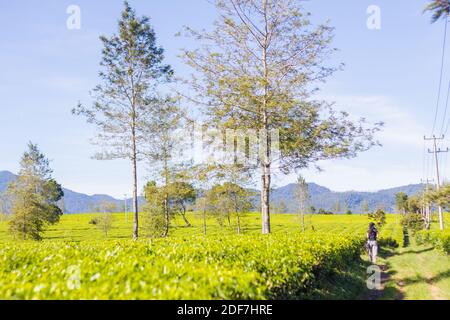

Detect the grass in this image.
[381,238,450,300]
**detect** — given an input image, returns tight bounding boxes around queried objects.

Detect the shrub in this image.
[400,213,424,234]
[416,230,450,255]
[368,210,386,228]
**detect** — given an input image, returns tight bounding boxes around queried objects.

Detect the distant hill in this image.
[0,171,144,214]
[268,183,424,213]
[0,170,424,214]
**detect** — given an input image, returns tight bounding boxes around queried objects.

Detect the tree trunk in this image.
[163,197,170,238]
[180,209,191,227]
[234,198,241,235]
[132,153,139,240]
[203,209,207,236]
[261,163,271,234]
[260,4,271,235]
[301,211,305,232]
[236,213,241,235]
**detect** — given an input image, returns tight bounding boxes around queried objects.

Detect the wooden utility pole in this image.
[421,178,434,229]
[424,135,447,230]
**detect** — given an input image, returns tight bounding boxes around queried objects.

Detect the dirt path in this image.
[365,264,391,300]
[367,241,450,300]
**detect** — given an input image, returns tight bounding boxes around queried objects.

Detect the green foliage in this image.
[95,213,114,238]
[181,0,382,234]
[416,229,450,254]
[368,209,386,228]
[72,2,173,240]
[318,209,333,215]
[395,192,408,214]
[143,180,198,236]
[405,196,422,214]
[424,0,450,23]
[377,237,399,249]
[8,143,63,240]
[167,181,196,227]
[143,181,168,238]
[401,213,425,234]
[426,184,450,210]
[0,232,363,300]
[200,183,252,233]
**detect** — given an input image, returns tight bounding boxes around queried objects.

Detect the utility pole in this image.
[421,178,434,229]
[424,135,448,230]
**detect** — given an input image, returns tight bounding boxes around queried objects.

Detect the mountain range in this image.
[0,170,424,214]
[0,171,144,214]
[268,182,424,213]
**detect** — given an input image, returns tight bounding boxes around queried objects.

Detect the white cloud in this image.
[322,95,426,148]
[270,95,426,191]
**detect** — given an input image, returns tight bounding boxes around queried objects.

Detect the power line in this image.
[440,79,450,135]
[432,18,448,135]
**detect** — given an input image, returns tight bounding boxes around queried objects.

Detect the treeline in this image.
[395,188,449,233]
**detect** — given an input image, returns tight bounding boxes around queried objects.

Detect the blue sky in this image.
[0,0,448,197]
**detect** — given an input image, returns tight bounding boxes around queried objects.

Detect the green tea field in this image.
[0,213,448,300]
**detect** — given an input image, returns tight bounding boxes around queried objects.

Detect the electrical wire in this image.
[432,18,448,135]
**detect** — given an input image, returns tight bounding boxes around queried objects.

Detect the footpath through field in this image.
[369,235,450,300]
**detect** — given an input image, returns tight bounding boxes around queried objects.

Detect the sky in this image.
[0,0,448,198]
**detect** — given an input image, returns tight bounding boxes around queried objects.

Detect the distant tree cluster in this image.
[395,192,428,232]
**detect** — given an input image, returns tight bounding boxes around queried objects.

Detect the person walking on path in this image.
[367,222,379,264]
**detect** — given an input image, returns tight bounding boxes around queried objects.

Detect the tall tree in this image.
[395,192,409,215]
[181,0,381,234]
[295,176,309,232]
[8,143,64,240]
[144,96,187,236]
[427,184,450,210]
[73,2,172,240]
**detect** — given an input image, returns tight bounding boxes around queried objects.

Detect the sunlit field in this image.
[0,212,407,242]
[0,212,449,300]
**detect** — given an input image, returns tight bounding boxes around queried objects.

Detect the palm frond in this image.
[424,0,450,23]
